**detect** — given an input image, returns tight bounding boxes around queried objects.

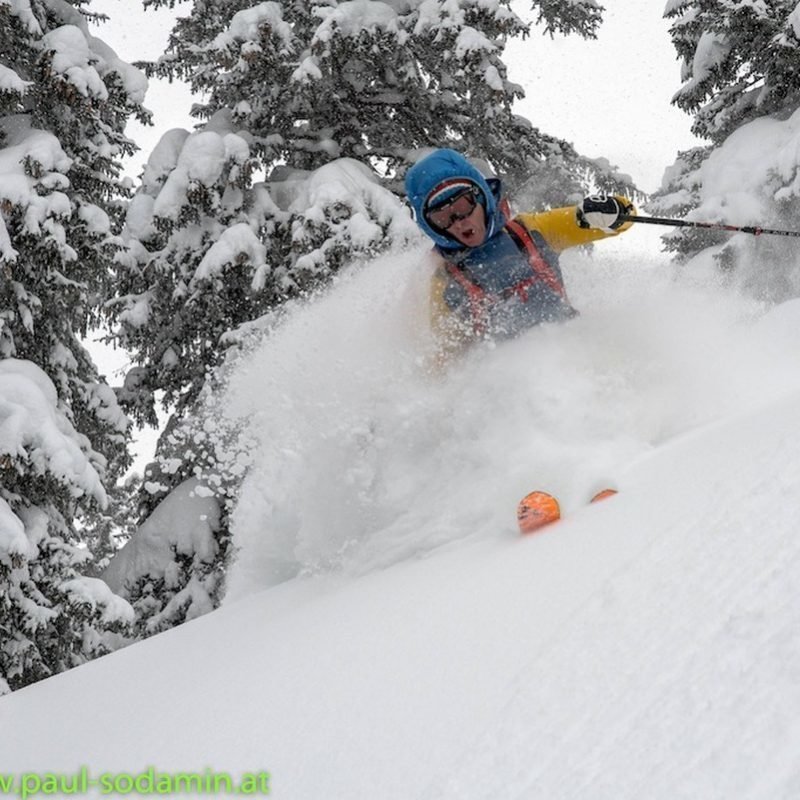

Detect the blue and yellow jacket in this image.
[405,149,634,362]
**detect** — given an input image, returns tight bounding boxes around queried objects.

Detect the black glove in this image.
[577,195,632,231]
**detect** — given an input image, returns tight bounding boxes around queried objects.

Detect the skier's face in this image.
[426,188,487,247]
[448,201,486,247]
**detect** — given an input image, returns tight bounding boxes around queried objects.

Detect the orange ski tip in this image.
[517,490,560,535]
[590,488,618,503]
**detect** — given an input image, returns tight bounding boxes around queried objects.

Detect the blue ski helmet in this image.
[405,148,505,250]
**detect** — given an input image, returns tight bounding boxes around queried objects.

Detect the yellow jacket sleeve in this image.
[515,196,636,253]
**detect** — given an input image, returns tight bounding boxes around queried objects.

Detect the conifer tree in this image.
[0,0,146,690]
[142,0,623,199]
[108,117,417,629]
[653,1,800,263]
[666,0,800,144]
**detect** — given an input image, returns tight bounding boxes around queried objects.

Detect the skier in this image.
[405,148,636,363]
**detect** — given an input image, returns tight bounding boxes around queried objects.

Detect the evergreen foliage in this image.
[111,117,272,431]
[653,0,800,263]
[0,0,145,691]
[532,0,603,39]
[666,0,800,144]
[140,0,627,197]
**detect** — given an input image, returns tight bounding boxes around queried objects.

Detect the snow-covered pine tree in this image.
[111,115,274,434]
[108,121,416,631]
[142,0,626,200]
[0,0,147,690]
[667,0,800,144]
[107,112,280,629]
[652,1,800,268]
[106,0,635,632]
[0,360,134,693]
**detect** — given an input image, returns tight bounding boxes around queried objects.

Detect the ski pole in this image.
[618,213,800,239]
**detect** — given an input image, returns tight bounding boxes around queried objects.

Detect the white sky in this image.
[92,0,701,194]
[92,0,195,177]
[506,2,702,193]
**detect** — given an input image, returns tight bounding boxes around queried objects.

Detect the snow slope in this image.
[2,227,800,799]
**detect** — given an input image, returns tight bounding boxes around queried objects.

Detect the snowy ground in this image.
[3,225,800,799]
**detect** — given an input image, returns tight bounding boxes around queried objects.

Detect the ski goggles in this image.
[425,188,480,231]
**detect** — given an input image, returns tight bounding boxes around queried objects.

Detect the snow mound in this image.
[103,478,221,598]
